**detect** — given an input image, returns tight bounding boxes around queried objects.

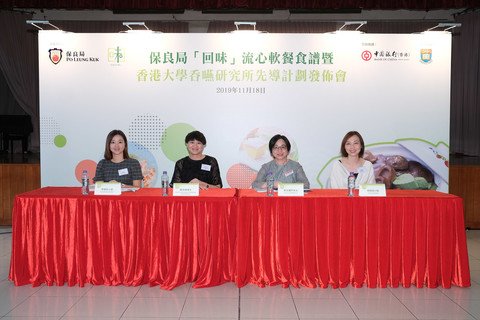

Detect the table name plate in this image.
[94,182,121,195]
[173,183,200,196]
[278,183,304,196]
[359,184,386,197]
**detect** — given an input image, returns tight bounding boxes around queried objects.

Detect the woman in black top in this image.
[170,131,222,189]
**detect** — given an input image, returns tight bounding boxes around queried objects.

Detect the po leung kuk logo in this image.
[48,48,63,64]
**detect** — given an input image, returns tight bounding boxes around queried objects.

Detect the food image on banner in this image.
[317,138,449,192]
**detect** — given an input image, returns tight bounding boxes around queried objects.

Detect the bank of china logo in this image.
[361,50,372,61]
[108,47,125,63]
[420,49,432,64]
[48,48,63,64]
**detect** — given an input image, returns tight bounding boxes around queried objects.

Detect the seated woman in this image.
[94,129,143,188]
[170,130,222,189]
[252,134,310,189]
[328,130,376,188]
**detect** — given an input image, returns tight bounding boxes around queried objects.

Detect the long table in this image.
[9,188,471,289]
[236,189,471,289]
[9,187,237,289]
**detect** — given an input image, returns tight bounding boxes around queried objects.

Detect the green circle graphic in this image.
[54,135,67,148]
[161,123,195,161]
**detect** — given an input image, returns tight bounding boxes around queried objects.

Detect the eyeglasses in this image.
[273,145,287,151]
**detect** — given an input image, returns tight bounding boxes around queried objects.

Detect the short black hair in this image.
[268,134,291,155]
[340,131,365,157]
[185,130,206,145]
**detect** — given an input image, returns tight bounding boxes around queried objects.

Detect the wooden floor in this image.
[0,153,479,228]
[0,163,40,225]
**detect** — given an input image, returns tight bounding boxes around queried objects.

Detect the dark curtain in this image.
[51,20,188,33]
[1,0,478,10]
[0,70,22,115]
[208,21,339,33]
[450,11,480,156]
[0,10,39,151]
[207,20,440,33]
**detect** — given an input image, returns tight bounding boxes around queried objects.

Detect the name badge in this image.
[284,169,294,177]
[94,181,121,195]
[278,183,304,196]
[118,168,129,176]
[201,164,211,171]
[359,184,386,197]
[173,183,200,196]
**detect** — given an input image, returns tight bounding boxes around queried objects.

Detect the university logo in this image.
[108,46,125,63]
[48,48,63,64]
[420,49,432,64]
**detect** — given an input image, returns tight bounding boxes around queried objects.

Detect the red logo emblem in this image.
[361,50,372,61]
[48,48,63,64]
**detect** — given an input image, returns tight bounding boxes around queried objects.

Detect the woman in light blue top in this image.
[252,134,310,189]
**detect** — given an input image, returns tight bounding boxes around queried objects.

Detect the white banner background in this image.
[39,32,451,191]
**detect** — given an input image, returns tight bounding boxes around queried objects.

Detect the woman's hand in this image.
[108,180,141,188]
[189,178,208,190]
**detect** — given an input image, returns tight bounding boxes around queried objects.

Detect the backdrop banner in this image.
[39,32,451,191]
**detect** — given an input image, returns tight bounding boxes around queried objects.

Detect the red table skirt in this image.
[9,188,471,289]
[9,187,237,289]
[235,189,471,289]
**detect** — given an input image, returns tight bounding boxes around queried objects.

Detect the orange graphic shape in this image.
[75,160,98,183]
[226,163,258,189]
